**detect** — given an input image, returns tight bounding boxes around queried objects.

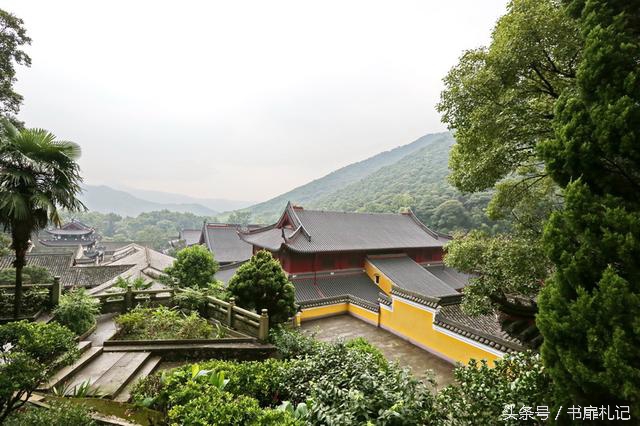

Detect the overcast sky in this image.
[4,0,508,202]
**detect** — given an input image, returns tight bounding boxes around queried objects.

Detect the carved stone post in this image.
[258,309,269,342]
[50,276,62,307]
[227,297,235,328]
[124,284,133,311]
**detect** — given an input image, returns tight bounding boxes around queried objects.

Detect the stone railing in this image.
[0,276,62,308]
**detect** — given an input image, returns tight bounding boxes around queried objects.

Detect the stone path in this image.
[301,315,455,388]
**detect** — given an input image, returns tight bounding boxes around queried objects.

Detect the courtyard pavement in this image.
[301,315,455,388]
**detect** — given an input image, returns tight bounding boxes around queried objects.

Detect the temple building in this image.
[38,219,98,250]
[239,202,524,365]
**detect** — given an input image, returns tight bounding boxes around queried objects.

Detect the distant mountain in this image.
[240,132,452,222]
[240,132,502,234]
[79,185,219,217]
[114,185,254,212]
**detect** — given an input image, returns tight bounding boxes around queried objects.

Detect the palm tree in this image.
[0,119,84,318]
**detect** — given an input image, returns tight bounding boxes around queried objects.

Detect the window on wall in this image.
[374,274,380,284]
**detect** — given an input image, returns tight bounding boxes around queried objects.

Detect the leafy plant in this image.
[113,276,150,291]
[114,306,221,340]
[164,245,219,289]
[270,326,321,359]
[0,119,85,319]
[51,380,104,398]
[0,286,48,317]
[0,321,78,422]
[53,288,100,335]
[4,400,96,426]
[432,351,550,425]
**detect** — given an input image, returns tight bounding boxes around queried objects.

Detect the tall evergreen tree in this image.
[537,0,640,416]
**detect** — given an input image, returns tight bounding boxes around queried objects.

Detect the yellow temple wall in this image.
[364,261,393,295]
[378,297,501,365]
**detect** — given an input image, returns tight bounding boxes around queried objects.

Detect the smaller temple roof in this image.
[240,202,448,254]
[44,219,95,236]
[425,264,471,291]
[434,304,526,353]
[179,229,202,247]
[201,223,253,264]
[291,270,380,309]
[367,254,459,299]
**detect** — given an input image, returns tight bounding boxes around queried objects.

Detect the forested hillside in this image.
[239,132,451,222]
[309,134,500,233]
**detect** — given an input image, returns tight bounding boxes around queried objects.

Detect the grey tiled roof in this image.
[425,265,471,290]
[0,253,135,288]
[434,304,526,353]
[368,255,459,299]
[180,229,202,246]
[240,202,447,253]
[203,224,253,264]
[291,271,380,311]
[216,262,244,284]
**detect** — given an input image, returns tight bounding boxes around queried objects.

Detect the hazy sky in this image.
[4,0,508,202]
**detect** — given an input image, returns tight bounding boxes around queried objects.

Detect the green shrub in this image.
[114,306,221,340]
[133,331,434,425]
[432,351,551,425]
[53,288,100,335]
[167,386,300,426]
[345,336,388,369]
[173,283,225,314]
[0,321,78,422]
[0,266,52,285]
[270,326,321,359]
[5,401,96,426]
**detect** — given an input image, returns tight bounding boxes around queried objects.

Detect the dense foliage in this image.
[0,321,78,422]
[61,210,211,250]
[536,0,640,415]
[434,351,551,425]
[0,9,31,123]
[0,119,85,318]
[227,250,296,325]
[164,245,219,289]
[444,231,551,317]
[0,266,52,316]
[114,306,224,340]
[310,134,502,234]
[53,288,100,335]
[5,401,96,426]
[133,330,435,425]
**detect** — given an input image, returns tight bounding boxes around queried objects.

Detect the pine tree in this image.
[537,0,640,416]
[227,250,296,325]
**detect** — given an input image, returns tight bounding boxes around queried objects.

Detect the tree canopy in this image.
[164,245,219,289]
[226,250,296,325]
[536,0,640,414]
[0,9,30,123]
[0,321,78,422]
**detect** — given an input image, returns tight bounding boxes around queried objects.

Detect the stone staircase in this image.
[41,336,162,402]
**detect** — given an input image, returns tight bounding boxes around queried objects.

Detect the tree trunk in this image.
[13,249,25,319]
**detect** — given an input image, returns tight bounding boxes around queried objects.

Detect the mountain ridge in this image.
[79,185,219,217]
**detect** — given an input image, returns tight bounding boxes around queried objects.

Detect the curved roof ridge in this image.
[285,201,311,241]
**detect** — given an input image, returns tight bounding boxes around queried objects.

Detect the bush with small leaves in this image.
[4,401,96,426]
[53,288,100,335]
[0,321,78,422]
